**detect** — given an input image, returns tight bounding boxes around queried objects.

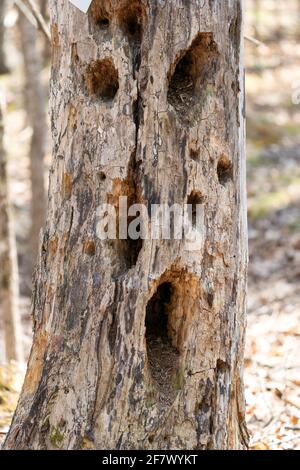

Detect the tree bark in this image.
[0,0,9,75]
[19,12,47,275]
[4,0,248,449]
[0,103,23,363]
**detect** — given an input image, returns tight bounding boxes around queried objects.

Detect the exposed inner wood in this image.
[187,190,205,228]
[85,58,119,101]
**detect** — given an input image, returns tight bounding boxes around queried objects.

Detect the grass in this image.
[248,177,300,220]
[249,191,290,219]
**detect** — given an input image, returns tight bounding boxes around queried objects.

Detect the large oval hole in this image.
[117,1,147,74]
[217,154,233,186]
[145,282,180,407]
[167,33,219,126]
[145,272,201,409]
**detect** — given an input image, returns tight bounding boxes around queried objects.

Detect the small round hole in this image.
[97,18,110,29]
[98,171,106,181]
[217,155,233,185]
[167,33,218,125]
[84,241,96,256]
[190,148,200,161]
[118,2,145,43]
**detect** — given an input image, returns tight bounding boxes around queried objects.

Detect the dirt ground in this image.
[244,0,300,449]
[1,0,300,449]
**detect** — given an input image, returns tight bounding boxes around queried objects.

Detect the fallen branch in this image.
[244,35,265,47]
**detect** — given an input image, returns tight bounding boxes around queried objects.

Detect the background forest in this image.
[0,0,300,450]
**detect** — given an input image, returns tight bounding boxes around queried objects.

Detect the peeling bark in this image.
[4,0,248,450]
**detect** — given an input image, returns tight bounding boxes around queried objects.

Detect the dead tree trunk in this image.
[0,103,23,363]
[0,0,9,75]
[4,0,248,449]
[19,12,47,276]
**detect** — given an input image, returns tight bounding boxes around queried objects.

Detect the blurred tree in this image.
[0,101,23,363]
[19,11,47,277]
[39,0,51,64]
[0,0,9,75]
[4,0,248,449]
[253,0,261,40]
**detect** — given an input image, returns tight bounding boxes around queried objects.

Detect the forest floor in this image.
[244,20,300,447]
[1,2,300,449]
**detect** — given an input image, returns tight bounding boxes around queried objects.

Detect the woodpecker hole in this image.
[190,147,200,161]
[107,153,143,275]
[118,1,145,44]
[187,190,204,229]
[98,171,106,181]
[84,240,96,256]
[167,33,218,125]
[217,154,233,185]
[86,58,119,102]
[97,17,110,29]
[118,1,146,74]
[146,282,180,408]
[145,271,200,409]
[89,1,111,31]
